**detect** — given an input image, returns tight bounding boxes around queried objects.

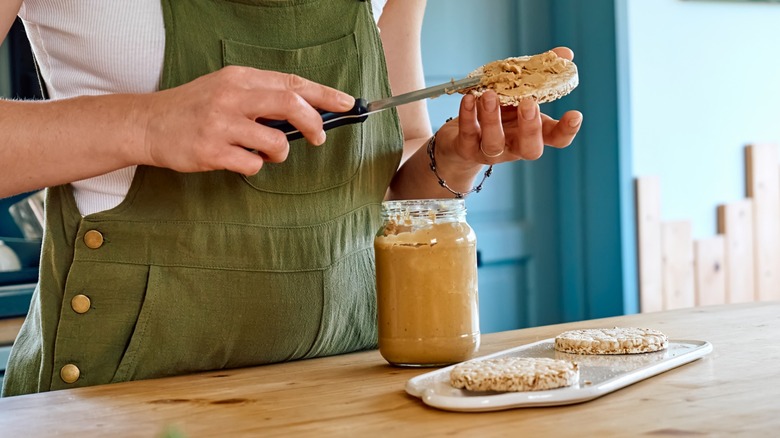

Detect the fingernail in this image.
[464,94,475,111]
[568,115,582,128]
[316,131,327,145]
[483,93,498,112]
[521,99,537,121]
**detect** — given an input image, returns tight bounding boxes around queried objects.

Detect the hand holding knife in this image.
[260,76,481,141]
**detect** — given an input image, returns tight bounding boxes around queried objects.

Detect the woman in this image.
[0,0,582,396]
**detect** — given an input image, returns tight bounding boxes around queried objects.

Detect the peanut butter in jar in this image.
[374,199,480,367]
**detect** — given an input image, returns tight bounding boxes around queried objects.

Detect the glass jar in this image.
[374,199,480,367]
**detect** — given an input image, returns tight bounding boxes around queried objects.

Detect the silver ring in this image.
[480,142,505,158]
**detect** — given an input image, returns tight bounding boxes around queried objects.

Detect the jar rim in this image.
[380,198,466,218]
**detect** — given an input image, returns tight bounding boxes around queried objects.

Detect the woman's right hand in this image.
[137,66,356,176]
[0,65,355,198]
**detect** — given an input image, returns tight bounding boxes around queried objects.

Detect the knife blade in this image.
[259,76,481,141]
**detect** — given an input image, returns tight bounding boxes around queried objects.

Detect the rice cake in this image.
[554,349,664,372]
[450,357,579,392]
[554,327,669,355]
[461,51,579,106]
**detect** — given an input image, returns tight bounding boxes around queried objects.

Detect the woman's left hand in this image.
[433,47,583,176]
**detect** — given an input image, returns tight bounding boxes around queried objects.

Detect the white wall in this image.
[627,0,780,238]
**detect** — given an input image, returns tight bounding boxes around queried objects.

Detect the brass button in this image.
[71,294,91,314]
[84,230,104,249]
[60,364,80,384]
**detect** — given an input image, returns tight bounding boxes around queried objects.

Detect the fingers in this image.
[234,67,355,113]
[457,94,480,152]
[277,72,355,113]
[227,67,356,146]
[475,91,506,159]
[220,146,267,176]
[247,89,327,146]
[230,118,290,163]
[145,66,356,176]
[501,98,544,160]
[541,110,583,148]
[456,92,550,163]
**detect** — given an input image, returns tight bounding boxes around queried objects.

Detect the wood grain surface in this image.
[661,220,695,310]
[694,236,727,306]
[745,144,780,302]
[718,200,756,303]
[636,176,663,313]
[1,302,778,437]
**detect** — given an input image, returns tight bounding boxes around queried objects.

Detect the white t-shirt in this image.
[19,0,387,216]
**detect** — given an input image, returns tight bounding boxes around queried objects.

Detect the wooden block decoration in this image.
[661,221,696,310]
[694,236,727,307]
[718,200,756,303]
[635,176,663,313]
[745,144,780,302]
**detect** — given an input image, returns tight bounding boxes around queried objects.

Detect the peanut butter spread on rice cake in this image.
[480,51,568,97]
[463,51,578,106]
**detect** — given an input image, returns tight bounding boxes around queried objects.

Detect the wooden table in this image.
[0,302,777,437]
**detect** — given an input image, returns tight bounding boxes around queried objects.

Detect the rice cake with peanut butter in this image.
[450,357,579,392]
[461,51,579,106]
[554,327,669,355]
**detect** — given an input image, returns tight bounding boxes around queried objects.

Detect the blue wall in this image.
[627,0,780,239]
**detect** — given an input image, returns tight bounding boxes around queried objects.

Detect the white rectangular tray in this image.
[405,338,713,412]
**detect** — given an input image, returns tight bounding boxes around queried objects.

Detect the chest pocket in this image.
[222,33,364,194]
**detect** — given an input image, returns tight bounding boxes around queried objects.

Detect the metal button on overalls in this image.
[71,295,91,314]
[60,364,80,384]
[83,230,104,249]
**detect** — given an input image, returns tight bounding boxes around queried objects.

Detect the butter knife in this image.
[260,76,481,141]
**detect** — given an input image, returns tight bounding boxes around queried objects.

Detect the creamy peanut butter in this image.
[479,51,567,97]
[375,206,480,367]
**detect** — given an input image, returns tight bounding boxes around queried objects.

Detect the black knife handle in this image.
[258,98,369,141]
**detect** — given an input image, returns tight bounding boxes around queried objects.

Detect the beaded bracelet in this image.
[426,131,493,199]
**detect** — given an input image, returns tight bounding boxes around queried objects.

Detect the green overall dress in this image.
[2,0,402,397]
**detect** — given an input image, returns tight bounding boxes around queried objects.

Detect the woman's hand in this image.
[432,47,582,180]
[137,66,355,175]
[387,47,583,201]
[0,65,355,198]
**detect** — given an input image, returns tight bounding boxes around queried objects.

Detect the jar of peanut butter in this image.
[374,199,480,367]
